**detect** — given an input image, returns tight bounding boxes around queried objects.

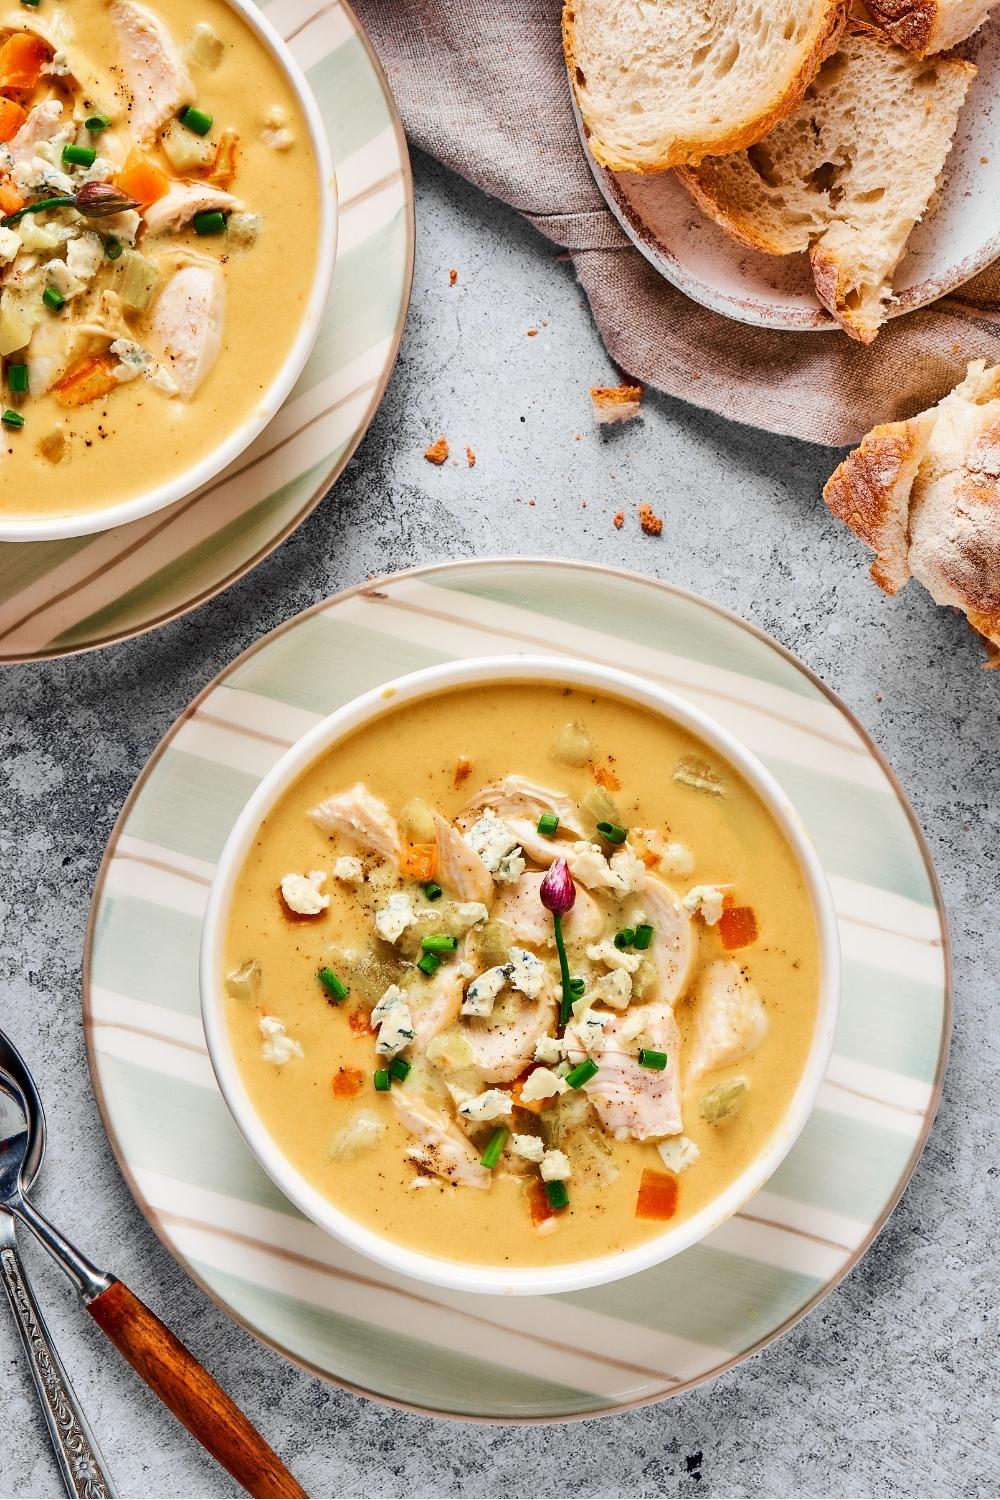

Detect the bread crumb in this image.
[981,157,990,165]
[574,433,581,440]
[691,371,702,381]
[528,498,536,507]
[613,511,624,529]
[639,504,662,537]
[526,328,538,337]
[466,446,476,468]
[424,436,449,465]
[449,268,458,285]
[591,383,643,425]
[874,692,883,702]
[951,342,961,354]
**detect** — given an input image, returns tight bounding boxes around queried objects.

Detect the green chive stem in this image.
[388,1057,411,1083]
[633,923,654,951]
[421,934,457,954]
[554,911,574,1029]
[423,881,443,901]
[480,1126,508,1170]
[596,820,628,845]
[544,1179,569,1210]
[565,1057,598,1089]
[638,1048,668,1071]
[537,812,560,836]
[373,1069,391,1092]
[317,967,348,1001]
[417,951,441,977]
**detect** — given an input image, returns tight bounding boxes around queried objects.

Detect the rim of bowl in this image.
[200,655,842,1298]
[0,0,337,544]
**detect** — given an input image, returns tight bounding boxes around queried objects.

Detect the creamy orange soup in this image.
[0,0,322,522]
[223,684,821,1270]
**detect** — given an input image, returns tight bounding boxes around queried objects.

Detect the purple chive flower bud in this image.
[540,858,576,917]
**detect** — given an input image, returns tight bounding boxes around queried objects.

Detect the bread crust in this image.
[563,0,849,174]
[673,165,799,256]
[861,0,936,52]
[823,417,931,591]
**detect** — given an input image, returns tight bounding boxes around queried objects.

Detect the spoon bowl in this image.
[0,1032,45,1191]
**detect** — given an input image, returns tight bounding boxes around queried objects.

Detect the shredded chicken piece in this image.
[309,784,402,868]
[564,1003,683,1141]
[392,1090,490,1189]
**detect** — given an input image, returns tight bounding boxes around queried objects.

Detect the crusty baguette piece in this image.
[859,0,994,55]
[677,24,975,342]
[563,0,847,174]
[824,361,1000,666]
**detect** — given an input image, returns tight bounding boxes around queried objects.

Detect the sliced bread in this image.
[859,0,994,55]
[824,361,1000,665]
[563,0,847,174]
[677,24,975,342]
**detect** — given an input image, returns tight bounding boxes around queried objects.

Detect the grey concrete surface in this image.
[1,150,998,1500]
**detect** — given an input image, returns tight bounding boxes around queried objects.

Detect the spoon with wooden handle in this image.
[0,1035,306,1500]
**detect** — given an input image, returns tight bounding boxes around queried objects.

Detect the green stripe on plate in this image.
[97,1056,295,1214]
[291,212,409,393]
[307,34,393,162]
[430,569,820,698]
[195,1264,596,1419]
[227,615,451,711]
[767,1107,918,1221]
[563,1245,823,1352]
[836,960,945,1082]
[764,756,934,902]
[92,898,202,1017]
[125,750,259,865]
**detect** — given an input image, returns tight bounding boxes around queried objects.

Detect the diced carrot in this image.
[331,1067,363,1099]
[510,1070,545,1115]
[0,32,49,95]
[273,883,326,921]
[0,97,26,143]
[346,1008,370,1036]
[719,904,759,951]
[52,353,120,409]
[0,176,24,216]
[453,755,473,786]
[400,843,436,881]
[635,1169,679,1221]
[527,1178,555,1228]
[207,127,240,187]
[115,146,169,208]
[592,761,620,792]
[629,830,662,868]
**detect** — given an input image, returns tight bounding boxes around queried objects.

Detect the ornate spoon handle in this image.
[0,1218,116,1499]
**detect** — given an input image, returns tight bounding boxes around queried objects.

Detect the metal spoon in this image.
[0,1036,115,1498]
[0,1029,306,1500]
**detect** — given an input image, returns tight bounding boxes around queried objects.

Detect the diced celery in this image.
[113,250,160,311]
[186,21,225,69]
[580,785,620,827]
[399,797,437,843]
[0,295,38,356]
[550,720,595,767]
[701,1077,749,1124]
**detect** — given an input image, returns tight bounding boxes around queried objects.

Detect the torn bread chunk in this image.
[823,360,1000,666]
[859,0,994,55]
[677,25,975,343]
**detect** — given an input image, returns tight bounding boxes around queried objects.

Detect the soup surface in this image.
[224,685,821,1270]
[0,0,322,522]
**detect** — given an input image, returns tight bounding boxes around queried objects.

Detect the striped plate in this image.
[84,561,951,1421]
[0,0,413,664]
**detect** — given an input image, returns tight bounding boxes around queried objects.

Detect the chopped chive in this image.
[85,114,110,133]
[423,881,443,902]
[7,362,27,394]
[373,1069,391,1092]
[417,951,441,977]
[1,409,23,429]
[633,923,654,951]
[536,812,560,837]
[180,105,214,136]
[20,1,41,9]
[638,1048,669,1071]
[42,287,65,312]
[596,819,628,845]
[569,976,586,998]
[62,143,97,169]
[421,933,457,955]
[317,966,348,1002]
[104,236,123,260]
[614,928,635,951]
[565,1057,598,1089]
[193,209,226,236]
[388,1057,411,1083]
[480,1126,508,1170]
[544,1179,569,1210]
